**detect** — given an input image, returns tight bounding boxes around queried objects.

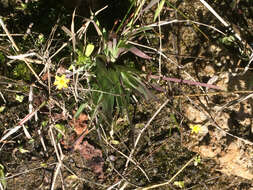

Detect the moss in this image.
[12,62,32,81]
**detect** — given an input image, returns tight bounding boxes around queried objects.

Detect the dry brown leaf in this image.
[69,113,88,135]
[70,113,104,178]
[74,133,104,179]
[41,72,48,81]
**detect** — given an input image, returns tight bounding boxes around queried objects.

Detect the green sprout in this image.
[103,37,128,63]
[54,124,66,141]
[194,155,201,166]
[220,35,236,46]
[36,34,45,45]
[16,94,24,103]
[173,181,184,188]
[76,43,95,71]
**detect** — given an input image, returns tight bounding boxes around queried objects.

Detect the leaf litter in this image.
[69,112,104,179]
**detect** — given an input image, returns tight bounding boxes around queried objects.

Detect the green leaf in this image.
[41,121,48,127]
[0,164,6,190]
[77,50,90,65]
[0,106,5,113]
[154,0,165,22]
[13,63,32,81]
[220,35,236,46]
[18,146,29,153]
[91,58,153,124]
[16,94,24,102]
[102,94,114,121]
[173,181,184,188]
[85,44,94,57]
[120,72,137,90]
[120,71,152,100]
[54,124,66,140]
[40,163,47,167]
[110,140,120,145]
[75,103,87,119]
[194,155,201,166]
[0,52,5,63]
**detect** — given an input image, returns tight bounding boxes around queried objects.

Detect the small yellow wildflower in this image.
[54,75,70,90]
[189,124,202,134]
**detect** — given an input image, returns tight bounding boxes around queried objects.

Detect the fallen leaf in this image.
[41,73,48,81]
[70,112,104,178]
[74,134,104,179]
[69,113,88,135]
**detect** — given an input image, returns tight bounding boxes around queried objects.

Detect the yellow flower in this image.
[54,75,70,90]
[189,124,202,134]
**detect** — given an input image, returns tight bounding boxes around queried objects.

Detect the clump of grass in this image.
[58,2,156,125]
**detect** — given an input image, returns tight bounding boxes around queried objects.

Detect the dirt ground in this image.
[0,0,253,189]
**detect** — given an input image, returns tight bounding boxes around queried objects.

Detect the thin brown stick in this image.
[0,18,19,51]
[172,90,253,99]
[137,156,196,190]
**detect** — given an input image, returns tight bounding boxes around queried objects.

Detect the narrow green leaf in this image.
[120,72,137,90]
[75,103,87,119]
[154,0,165,22]
[121,71,153,100]
[102,94,114,121]
[0,164,6,190]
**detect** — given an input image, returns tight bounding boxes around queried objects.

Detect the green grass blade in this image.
[74,103,87,119]
[154,0,165,22]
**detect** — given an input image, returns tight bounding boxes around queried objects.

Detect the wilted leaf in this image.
[129,47,152,60]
